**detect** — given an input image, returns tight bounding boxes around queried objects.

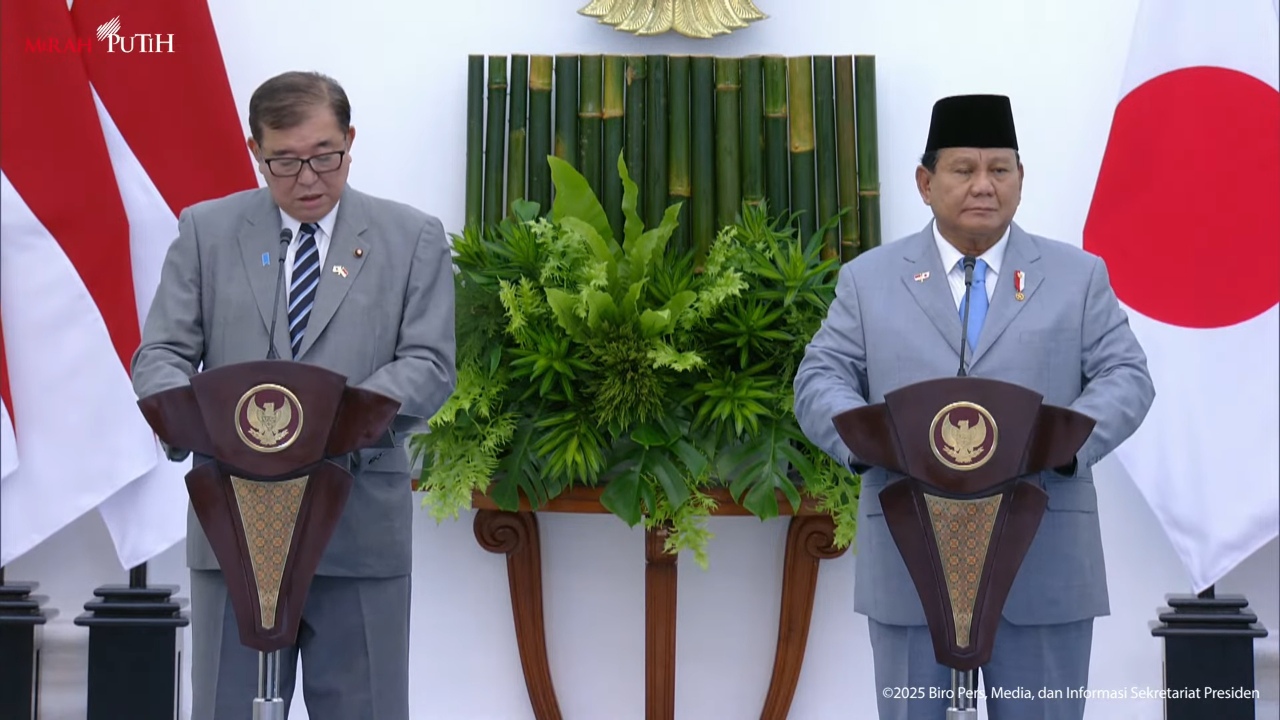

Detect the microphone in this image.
[266,228,292,359]
[957,255,976,377]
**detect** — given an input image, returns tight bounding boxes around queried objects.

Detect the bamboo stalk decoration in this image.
[555,55,579,167]
[603,56,627,239]
[579,55,604,197]
[465,55,484,228]
[527,56,554,215]
[644,55,668,229]
[834,56,860,261]
[855,55,882,251]
[483,56,508,227]
[578,0,767,39]
[507,55,529,218]
[740,55,765,211]
[624,56,647,215]
[461,52,881,252]
[689,56,715,267]
[714,57,742,230]
[812,56,839,261]
[787,56,817,242]
[666,55,691,255]
[762,55,789,223]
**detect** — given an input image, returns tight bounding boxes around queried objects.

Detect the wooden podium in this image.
[833,376,1094,718]
[136,360,399,719]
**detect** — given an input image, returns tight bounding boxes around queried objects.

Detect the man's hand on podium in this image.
[161,440,190,462]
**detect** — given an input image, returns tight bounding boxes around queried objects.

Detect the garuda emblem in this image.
[941,414,986,464]
[235,384,303,453]
[930,402,997,471]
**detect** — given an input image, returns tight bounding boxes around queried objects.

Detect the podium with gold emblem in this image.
[136,360,399,720]
[832,377,1094,719]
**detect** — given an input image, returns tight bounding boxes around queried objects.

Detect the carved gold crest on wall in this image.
[579,0,767,38]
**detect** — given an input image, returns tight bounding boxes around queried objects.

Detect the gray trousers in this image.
[869,616,1094,720]
[189,569,411,720]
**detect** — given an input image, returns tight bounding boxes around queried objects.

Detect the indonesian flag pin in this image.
[1014,270,1026,301]
[914,271,930,283]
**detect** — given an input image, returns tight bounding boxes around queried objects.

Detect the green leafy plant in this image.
[412,153,860,566]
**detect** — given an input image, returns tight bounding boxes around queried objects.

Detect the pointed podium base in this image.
[1151,589,1269,720]
[74,584,189,720]
[0,578,56,720]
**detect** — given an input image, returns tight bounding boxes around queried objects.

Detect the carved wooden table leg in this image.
[646,525,678,720]
[474,510,563,720]
[759,514,849,720]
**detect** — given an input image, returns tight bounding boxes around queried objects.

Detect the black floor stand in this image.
[0,567,57,720]
[74,563,189,720]
[1152,584,1269,720]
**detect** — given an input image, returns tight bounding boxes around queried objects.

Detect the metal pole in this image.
[252,650,284,720]
[946,667,977,719]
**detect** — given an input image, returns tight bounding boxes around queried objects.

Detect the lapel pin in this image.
[354,248,363,258]
[332,265,349,278]
[261,252,270,267]
[1014,270,1026,301]
[914,271,930,283]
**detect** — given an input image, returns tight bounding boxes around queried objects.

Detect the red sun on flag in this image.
[1084,66,1280,329]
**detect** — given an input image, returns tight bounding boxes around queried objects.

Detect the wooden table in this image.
[470,487,849,720]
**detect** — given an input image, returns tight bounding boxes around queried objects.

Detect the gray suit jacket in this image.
[793,221,1154,626]
[131,185,456,578]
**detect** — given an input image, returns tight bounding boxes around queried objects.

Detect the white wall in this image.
[11,1,1279,718]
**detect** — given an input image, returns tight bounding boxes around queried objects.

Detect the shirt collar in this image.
[933,220,1009,276]
[279,201,340,243]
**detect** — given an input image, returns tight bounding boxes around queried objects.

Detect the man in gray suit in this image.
[131,71,456,720]
[794,95,1154,719]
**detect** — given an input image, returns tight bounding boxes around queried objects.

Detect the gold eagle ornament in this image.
[940,413,987,465]
[247,394,292,447]
[578,0,767,38]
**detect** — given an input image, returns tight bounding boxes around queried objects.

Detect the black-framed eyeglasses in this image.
[264,150,346,178]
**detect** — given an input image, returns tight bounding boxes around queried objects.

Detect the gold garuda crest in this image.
[579,0,767,38]
[929,401,997,471]
[235,384,304,453]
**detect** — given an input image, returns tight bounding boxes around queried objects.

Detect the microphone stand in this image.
[256,227,291,720]
[950,254,979,719]
[957,256,976,378]
[265,228,292,361]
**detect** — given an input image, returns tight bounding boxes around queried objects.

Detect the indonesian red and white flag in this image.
[68,0,258,569]
[1,326,16,483]
[1,0,255,568]
[0,0,158,567]
[1084,0,1280,592]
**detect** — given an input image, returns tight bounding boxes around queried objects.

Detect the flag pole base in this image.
[0,568,56,720]
[1151,585,1269,720]
[73,564,189,720]
[945,668,978,719]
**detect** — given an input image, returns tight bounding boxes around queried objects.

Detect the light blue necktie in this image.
[959,258,989,346]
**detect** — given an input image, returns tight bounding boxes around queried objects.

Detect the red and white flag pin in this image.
[914,271,930,283]
[332,265,348,278]
[1014,270,1026,301]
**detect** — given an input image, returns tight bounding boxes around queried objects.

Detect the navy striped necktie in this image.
[287,223,320,357]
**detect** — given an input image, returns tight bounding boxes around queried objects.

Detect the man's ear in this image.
[916,165,932,205]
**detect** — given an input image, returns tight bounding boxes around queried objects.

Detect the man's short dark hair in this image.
[248,71,351,143]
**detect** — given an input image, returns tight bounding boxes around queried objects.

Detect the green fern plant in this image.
[411,153,860,566]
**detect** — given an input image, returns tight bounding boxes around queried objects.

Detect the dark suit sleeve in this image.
[793,261,872,472]
[1068,256,1155,469]
[131,208,204,397]
[355,214,457,439]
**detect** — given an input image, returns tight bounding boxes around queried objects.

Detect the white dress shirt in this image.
[280,202,339,291]
[933,221,1009,310]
